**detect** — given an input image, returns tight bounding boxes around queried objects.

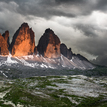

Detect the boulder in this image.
[0,33,9,55]
[37,28,61,58]
[10,23,35,56]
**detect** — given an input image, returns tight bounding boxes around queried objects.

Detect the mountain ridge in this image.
[0,22,95,70]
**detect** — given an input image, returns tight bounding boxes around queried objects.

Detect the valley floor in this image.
[0,75,107,107]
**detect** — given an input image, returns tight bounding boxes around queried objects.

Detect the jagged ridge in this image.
[0,22,95,70]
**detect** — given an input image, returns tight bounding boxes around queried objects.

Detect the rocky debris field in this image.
[0,75,107,107]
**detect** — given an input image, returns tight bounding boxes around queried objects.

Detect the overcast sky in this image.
[0,0,107,66]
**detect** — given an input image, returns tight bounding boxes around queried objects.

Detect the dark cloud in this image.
[74,32,107,66]
[16,0,90,17]
[55,0,86,4]
[92,54,107,66]
[74,24,98,37]
[0,0,107,19]
[96,0,107,11]
[0,0,76,18]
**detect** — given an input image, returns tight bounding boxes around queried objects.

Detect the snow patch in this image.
[22,55,34,60]
[4,101,18,107]
[3,73,8,78]
[0,71,8,78]
[5,55,18,64]
[47,75,107,98]
[40,63,48,68]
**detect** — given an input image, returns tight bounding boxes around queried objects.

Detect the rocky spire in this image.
[2,30,10,48]
[10,23,35,56]
[60,43,72,59]
[0,33,9,55]
[37,28,61,58]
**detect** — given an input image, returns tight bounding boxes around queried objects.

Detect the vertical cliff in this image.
[37,28,61,58]
[60,43,72,59]
[0,33,9,55]
[10,23,35,56]
[2,30,10,48]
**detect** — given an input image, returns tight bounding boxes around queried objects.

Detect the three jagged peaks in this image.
[0,22,87,62]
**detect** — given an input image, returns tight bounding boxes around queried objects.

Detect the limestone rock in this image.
[10,23,35,56]
[60,43,68,57]
[2,30,10,48]
[37,28,61,58]
[0,33,9,55]
[67,48,72,59]
[34,46,37,55]
[60,43,72,59]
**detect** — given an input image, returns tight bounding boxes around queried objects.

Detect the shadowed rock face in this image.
[10,23,35,56]
[0,33,9,55]
[34,46,37,55]
[60,43,72,59]
[2,30,9,48]
[74,54,89,62]
[37,28,61,58]
[67,48,72,59]
[60,43,68,57]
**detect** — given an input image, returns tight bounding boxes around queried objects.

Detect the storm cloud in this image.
[0,0,107,18]
[0,0,107,66]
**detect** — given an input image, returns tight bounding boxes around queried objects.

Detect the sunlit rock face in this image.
[37,28,61,58]
[2,30,10,48]
[10,23,35,56]
[0,33,9,55]
[60,43,72,59]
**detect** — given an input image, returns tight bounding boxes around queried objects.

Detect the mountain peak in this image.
[21,22,29,28]
[10,23,35,56]
[37,28,60,58]
[45,28,54,34]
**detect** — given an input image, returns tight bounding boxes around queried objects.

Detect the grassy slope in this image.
[0,75,107,107]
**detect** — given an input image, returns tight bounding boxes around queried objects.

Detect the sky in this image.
[0,0,107,66]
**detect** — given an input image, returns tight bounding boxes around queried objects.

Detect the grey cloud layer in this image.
[74,24,98,37]
[1,0,107,18]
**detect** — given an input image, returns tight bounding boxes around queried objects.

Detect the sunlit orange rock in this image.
[37,28,61,58]
[2,30,10,48]
[10,23,35,56]
[0,33,9,55]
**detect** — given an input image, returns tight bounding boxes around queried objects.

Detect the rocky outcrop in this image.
[0,33,9,55]
[60,43,72,59]
[10,23,35,56]
[67,48,72,59]
[74,54,89,62]
[37,28,61,58]
[2,30,10,48]
[60,43,68,57]
[34,46,37,55]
